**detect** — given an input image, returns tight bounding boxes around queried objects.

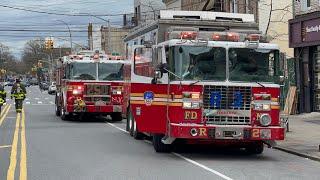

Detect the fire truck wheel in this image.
[245,142,264,155]
[127,108,134,136]
[111,113,122,122]
[61,108,71,121]
[132,116,144,140]
[152,135,172,153]
[55,105,61,116]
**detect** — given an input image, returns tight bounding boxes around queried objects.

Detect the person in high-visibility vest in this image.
[0,84,7,114]
[11,79,26,113]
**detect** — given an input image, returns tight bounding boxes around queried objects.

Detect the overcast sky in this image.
[0,0,133,59]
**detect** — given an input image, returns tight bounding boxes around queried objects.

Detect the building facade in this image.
[289,0,320,112]
[163,0,259,22]
[134,0,166,26]
[101,26,129,55]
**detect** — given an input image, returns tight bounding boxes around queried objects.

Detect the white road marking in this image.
[35,98,39,100]
[45,98,49,100]
[107,123,128,134]
[172,153,233,180]
[30,104,52,106]
[107,123,233,180]
[25,102,31,104]
[37,101,43,104]
[49,101,54,104]
[25,98,29,101]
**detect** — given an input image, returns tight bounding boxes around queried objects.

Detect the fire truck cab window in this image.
[134,48,154,77]
[229,48,278,82]
[70,63,96,80]
[98,63,124,81]
[170,46,226,81]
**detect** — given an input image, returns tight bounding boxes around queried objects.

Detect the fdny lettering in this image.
[210,91,221,107]
[112,97,123,104]
[199,128,207,137]
[184,111,198,120]
[144,91,154,106]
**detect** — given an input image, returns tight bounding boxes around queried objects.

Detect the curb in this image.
[274,146,320,162]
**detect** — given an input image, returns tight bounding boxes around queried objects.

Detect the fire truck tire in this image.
[152,135,172,153]
[245,142,264,154]
[111,112,122,121]
[61,108,71,121]
[127,108,133,136]
[55,105,61,116]
[132,117,144,140]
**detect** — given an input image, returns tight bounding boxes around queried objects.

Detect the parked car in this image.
[29,78,38,85]
[40,82,49,91]
[7,81,14,86]
[21,80,31,87]
[48,82,57,94]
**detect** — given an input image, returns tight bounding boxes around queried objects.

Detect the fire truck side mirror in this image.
[155,70,162,79]
[159,63,169,74]
[279,76,285,85]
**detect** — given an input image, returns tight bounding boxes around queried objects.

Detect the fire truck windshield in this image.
[229,48,278,82]
[169,46,226,81]
[98,63,124,81]
[70,63,96,80]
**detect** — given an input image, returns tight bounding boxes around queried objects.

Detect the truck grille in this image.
[84,84,110,103]
[203,85,252,125]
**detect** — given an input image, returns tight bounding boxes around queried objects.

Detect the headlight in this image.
[72,89,81,95]
[260,114,271,126]
[253,103,270,111]
[183,102,200,109]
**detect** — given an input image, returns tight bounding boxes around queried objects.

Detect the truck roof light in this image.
[180,31,198,40]
[247,34,260,41]
[227,32,240,42]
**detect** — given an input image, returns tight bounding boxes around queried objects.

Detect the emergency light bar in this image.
[167,30,269,43]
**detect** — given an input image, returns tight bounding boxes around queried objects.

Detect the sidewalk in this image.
[276,112,320,161]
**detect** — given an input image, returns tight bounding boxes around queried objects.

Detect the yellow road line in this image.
[20,109,27,180]
[7,113,20,180]
[0,105,11,126]
[0,145,12,149]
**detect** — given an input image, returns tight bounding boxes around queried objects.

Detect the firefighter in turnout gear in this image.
[11,79,26,113]
[0,84,7,114]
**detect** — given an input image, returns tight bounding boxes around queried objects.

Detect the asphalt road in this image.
[0,86,320,180]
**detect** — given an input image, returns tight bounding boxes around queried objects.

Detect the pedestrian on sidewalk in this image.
[11,78,26,113]
[0,84,7,114]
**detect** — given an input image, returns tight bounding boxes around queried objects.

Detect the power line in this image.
[0,3,133,17]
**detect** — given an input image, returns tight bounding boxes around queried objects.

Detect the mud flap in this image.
[161,136,176,145]
[263,140,277,148]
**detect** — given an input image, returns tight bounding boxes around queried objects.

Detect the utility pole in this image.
[108,19,112,54]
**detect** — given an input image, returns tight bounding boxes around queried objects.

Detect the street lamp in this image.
[56,19,73,53]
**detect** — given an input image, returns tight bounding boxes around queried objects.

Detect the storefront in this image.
[289,11,320,113]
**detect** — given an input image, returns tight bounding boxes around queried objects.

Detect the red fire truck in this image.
[124,11,285,153]
[55,51,128,121]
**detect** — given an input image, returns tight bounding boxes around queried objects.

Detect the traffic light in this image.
[45,40,49,50]
[45,39,54,50]
[49,39,54,49]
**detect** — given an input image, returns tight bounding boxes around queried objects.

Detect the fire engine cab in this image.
[55,51,128,121]
[124,11,285,153]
